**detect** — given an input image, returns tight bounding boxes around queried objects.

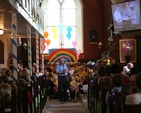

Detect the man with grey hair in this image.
[127,62,134,70]
[123,62,134,77]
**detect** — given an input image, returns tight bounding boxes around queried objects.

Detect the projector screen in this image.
[111,0,141,32]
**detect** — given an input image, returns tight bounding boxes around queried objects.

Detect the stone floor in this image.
[42,95,88,113]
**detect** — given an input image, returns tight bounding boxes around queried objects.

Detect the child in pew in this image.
[97,76,111,113]
[46,72,56,95]
[0,83,11,100]
[20,65,33,84]
[16,79,33,104]
[105,73,123,113]
[122,84,133,104]
[129,82,138,94]
[98,76,110,104]
[69,71,81,99]
[19,74,31,86]
[5,68,14,83]
[10,83,18,95]
[0,83,12,113]
[125,72,141,105]
[122,84,133,96]
[0,75,8,83]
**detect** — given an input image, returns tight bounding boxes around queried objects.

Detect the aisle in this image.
[43,97,88,113]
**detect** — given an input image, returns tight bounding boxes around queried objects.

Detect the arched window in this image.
[44,0,83,54]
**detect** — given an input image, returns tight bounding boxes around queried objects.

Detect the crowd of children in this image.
[1,60,141,112]
[45,62,88,100]
[0,61,89,104]
[88,62,141,113]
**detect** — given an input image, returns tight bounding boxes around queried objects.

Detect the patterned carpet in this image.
[43,96,88,113]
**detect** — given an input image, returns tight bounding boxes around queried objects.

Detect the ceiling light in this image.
[0,29,4,35]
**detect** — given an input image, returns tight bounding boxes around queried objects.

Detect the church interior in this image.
[0,0,141,113]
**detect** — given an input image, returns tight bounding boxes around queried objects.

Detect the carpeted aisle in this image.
[43,97,88,113]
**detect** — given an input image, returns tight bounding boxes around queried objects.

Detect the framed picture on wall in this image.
[119,39,136,63]
[89,30,98,44]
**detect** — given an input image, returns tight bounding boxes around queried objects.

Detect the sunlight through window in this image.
[44,0,83,54]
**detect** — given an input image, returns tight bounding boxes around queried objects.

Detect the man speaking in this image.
[56,58,69,103]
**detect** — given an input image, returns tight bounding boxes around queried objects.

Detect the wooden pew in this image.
[17,85,29,113]
[36,77,41,113]
[0,98,5,113]
[115,92,123,113]
[40,75,47,110]
[4,93,18,113]
[39,76,43,112]
[124,104,141,113]
[31,76,39,113]
[108,88,124,113]
[27,82,34,113]
[31,74,47,113]
[88,73,98,113]
[0,88,18,113]
[101,85,109,113]
[42,74,47,108]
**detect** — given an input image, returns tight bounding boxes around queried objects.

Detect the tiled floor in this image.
[43,95,88,113]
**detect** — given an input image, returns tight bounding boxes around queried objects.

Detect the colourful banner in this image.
[48,48,77,62]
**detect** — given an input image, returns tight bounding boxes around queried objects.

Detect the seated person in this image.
[125,72,141,104]
[5,69,14,82]
[105,74,123,113]
[0,75,8,83]
[0,83,12,112]
[129,82,138,94]
[122,84,133,103]
[10,83,18,95]
[122,61,130,77]
[129,67,138,82]
[127,62,134,74]
[16,79,32,104]
[98,76,111,104]
[69,71,80,99]
[122,84,133,96]
[46,73,55,94]
[0,83,11,100]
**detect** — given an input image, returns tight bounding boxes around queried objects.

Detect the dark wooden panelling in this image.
[82,0,103,60]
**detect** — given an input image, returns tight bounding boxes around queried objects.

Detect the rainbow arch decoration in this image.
[48,48,77,62]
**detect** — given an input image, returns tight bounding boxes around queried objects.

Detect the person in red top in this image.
[110,64,130,86]
[16,79,32,104]
[122,74,130,84]
[27,91,32,104]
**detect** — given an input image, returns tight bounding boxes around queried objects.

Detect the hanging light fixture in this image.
[98,42,102,49]
[23,42,27,49]
[0,29,4,35]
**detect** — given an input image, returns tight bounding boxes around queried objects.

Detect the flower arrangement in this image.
[95,51,115,67]
[122,41,133,56]
[100,57,115,66]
